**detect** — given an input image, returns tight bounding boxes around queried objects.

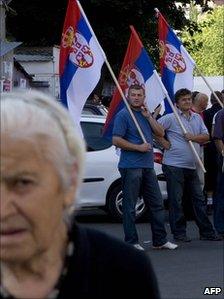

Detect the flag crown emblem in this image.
[160,40,186,73]
[62,26,94,68]
[120,65,145,92]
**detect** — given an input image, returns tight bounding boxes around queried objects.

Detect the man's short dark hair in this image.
[128,84,145,95]
[210,91,223,105]
[174,88,192,103]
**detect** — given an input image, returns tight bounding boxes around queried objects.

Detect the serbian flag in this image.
[60,0,105,128]
[157,10,195,113]
[103,25,166,139]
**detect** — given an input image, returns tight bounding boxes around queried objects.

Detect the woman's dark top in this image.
[58,222,161,299]
[0,222,160,299]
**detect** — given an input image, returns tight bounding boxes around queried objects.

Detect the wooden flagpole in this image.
[76,0,147,143]
[154,8,208,172]
[153,70,206,172]
[195,67,223,108]
[154,71,206,172]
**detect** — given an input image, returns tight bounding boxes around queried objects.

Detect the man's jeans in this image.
[162,165,215,238]
[119,168,167,247]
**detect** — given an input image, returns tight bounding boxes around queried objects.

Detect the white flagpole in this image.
[153,70,206,173]
[76,0,147,143]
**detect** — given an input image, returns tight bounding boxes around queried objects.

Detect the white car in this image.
[82,103,108,116]
[78,115,167,221]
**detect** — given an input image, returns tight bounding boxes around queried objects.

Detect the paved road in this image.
[76,209,224,299]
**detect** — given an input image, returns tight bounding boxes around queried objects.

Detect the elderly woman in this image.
[0,90,160,299]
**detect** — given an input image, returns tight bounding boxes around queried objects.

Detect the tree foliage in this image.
[6,0,191,75]
[181,6,224,75]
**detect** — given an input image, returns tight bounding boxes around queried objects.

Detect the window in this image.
[82,105,108,116]
[81,121,112,151]
[82,107,97,115]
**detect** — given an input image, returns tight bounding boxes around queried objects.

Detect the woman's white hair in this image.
[1,89,86,200]
[194,92,208,103]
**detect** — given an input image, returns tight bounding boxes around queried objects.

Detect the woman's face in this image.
[0,135,75,263]
[199,95,208,111]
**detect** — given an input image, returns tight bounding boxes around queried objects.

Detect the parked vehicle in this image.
[78,115,167,221]
[82,103,108,116]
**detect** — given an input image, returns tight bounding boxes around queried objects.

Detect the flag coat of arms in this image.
[157,11,195,112]
[103,26,166,139]
[60,0,104,127]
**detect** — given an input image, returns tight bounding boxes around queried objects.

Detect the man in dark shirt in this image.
[212,108,224,239]
[203,91,224,204]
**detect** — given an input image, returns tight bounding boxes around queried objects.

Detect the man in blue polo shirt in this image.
[112,84,177,250]
[158,88,221,242]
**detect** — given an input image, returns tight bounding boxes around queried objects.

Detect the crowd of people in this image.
[112,85,224,248]
[0,86,223,298]
[0,90,160,298]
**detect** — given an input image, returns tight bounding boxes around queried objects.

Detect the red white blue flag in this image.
[157,11,195,113]
[60,0,105,127]
[103,26,166,139]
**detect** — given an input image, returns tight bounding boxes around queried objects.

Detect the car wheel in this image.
[107,184,147,222]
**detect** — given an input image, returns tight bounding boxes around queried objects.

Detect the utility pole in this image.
[0,0,15,92]
[0,0,13,40]
[0,0,6,40]
[0,0,6,90]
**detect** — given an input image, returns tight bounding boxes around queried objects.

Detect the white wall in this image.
[21,61,52,75]
[193,76,224,96]
[17,47,60,98]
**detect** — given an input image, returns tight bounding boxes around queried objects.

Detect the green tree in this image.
[181,6,224,75]
[6,0,191,75]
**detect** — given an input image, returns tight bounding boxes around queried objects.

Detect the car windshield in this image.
[81,121,112,151]
[82,104,108,116]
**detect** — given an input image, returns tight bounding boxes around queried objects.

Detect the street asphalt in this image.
[76,209,224,299]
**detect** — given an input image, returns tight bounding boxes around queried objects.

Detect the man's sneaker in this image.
[153,241,178,250]
[133,244,145,251]
[200,235,223,241]
[174,236,191,242]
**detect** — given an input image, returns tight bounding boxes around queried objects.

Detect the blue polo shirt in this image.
[112,107,154,168]
[158,110,208,169]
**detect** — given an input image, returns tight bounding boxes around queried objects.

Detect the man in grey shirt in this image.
[158,88,221,242]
